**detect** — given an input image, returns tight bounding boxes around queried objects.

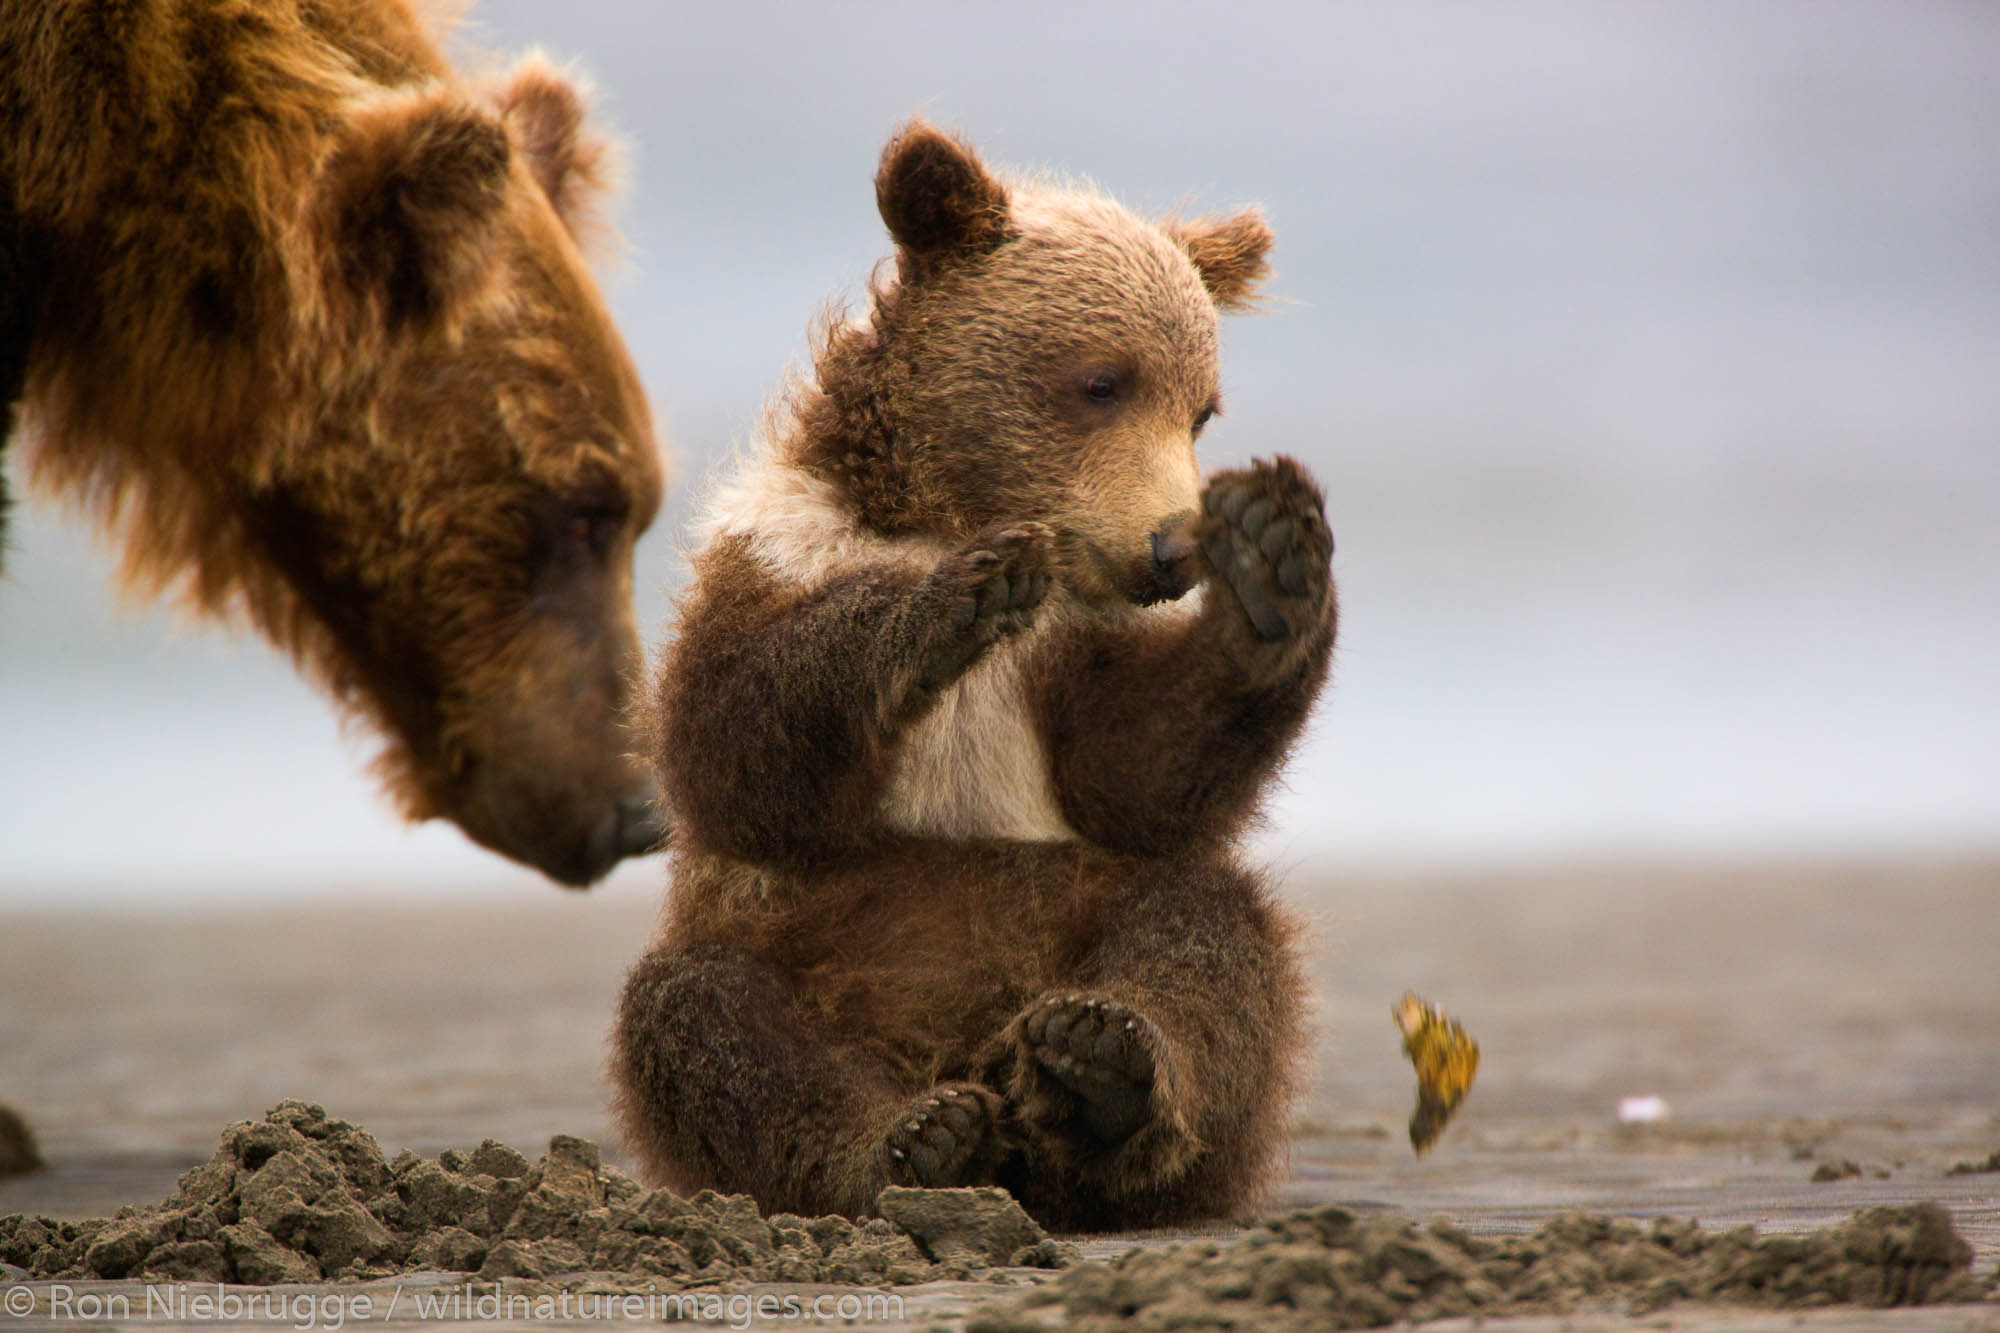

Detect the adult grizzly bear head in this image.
[799,121,1272,607]
[262,65,666,885]
[10,14,664,886]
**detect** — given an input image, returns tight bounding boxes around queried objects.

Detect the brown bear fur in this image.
[612,122,1336,1229]
[0,0,664,886]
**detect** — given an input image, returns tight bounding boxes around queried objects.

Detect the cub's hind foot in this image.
[876,1082,1008,1188]
[1015,993,1169,1145]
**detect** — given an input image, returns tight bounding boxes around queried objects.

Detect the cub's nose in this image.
[1144,516,1200,604]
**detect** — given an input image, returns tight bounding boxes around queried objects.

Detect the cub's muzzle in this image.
[1141,515,1201,605]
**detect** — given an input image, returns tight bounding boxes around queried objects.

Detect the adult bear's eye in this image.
[1193,404,1216,436]
[1081,370,1121,404]
[560,504,622,560]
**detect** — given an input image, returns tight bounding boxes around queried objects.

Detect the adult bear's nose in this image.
[615,788,669,857]
[583,785,668,875]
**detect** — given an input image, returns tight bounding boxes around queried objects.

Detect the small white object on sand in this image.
[1618,1095,1670,1124]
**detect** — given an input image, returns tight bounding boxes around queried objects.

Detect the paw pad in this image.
[1198,457,1332,642]
[921,523,1055,689]
[1020,993,1164,1144]
[879,1081,1002,1188]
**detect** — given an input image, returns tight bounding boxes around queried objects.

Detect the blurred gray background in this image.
[3,0,1995,901]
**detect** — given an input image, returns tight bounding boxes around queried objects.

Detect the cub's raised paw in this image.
[1018,993,1166,1145]
[877,1082,1008,1188]
[918,522,1054,689]
[1196,457,1332,643]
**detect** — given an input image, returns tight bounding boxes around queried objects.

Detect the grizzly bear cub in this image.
[612,122,1336,1231]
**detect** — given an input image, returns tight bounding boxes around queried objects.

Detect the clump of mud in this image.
[0,1101,1071,1289]
[0,1106,41,1180]
[970,1203,1996,1332]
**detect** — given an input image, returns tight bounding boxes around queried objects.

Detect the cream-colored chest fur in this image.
[879,633,1074,842]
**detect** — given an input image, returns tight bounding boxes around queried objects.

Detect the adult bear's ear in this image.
[492,54,616,246]
[875,120,1011,270]
[317,87,511,332]
[1164,209,1273,311]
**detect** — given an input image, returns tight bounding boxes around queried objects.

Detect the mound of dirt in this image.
[969,1203,1996,1332]
[0,1106,41,1180]
[4,1102,1993,1327]
[1948,1149,2000,1176]
[0,1101,1070,1289]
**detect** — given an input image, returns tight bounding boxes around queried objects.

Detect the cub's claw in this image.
[877,1081,1006,1187]
[920,521,1054,688]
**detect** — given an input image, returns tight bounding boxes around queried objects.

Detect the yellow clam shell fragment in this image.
[1393,991,1480,1154]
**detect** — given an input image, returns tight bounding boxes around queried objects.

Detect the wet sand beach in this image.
[2,858,1996,1328]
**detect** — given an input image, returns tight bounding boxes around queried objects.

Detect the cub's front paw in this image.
[1017,993,1166,1145]
[876,1082,1008,1188]
[1197,457,1332,644]
[917,522,1054,689]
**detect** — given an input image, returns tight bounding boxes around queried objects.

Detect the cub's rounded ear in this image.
[492,53,616,246]
[875,120,1011,269]
[1164,209,1274,311]
[317,87,511,332]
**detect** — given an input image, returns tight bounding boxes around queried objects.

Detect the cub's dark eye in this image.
[1192,406,1215,436]
[1082,370,1121,404]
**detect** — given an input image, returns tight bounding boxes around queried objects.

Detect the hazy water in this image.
[4,0,1996,898]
